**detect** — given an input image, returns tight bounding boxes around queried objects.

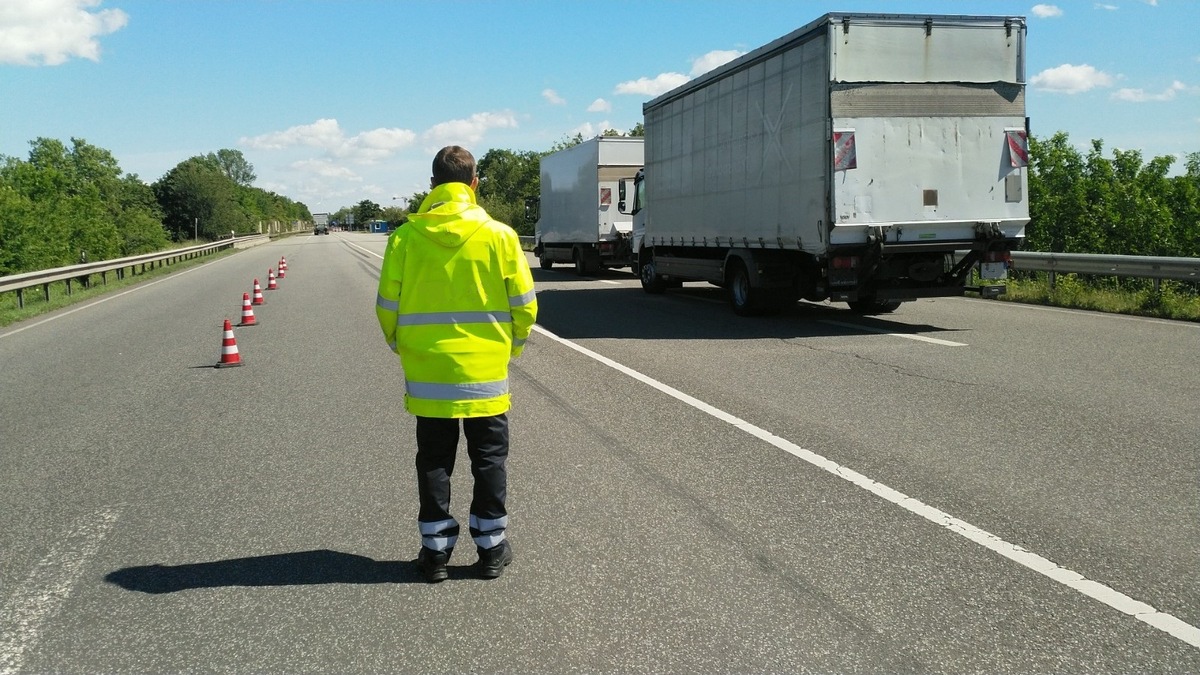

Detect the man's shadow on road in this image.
[105,550,444,593]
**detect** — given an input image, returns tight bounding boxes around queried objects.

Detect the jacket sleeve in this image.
[504,233,538,358]
[376,232,404,353]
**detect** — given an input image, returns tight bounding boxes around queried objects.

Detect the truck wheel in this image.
[539,255,553,270]
[573,249,588,276]
[728,261,761,316]
[848,298,902,314]
[639,259,667,294]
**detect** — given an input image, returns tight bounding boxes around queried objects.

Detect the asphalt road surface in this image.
[1,232,1197,673]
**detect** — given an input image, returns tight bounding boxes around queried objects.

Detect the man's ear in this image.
[470,176,479,190]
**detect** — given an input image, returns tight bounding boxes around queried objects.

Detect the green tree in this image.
[353,200,382,229]
[206,149,257,187]
[477,149,541,234]
[1027,132,1088,252]
[154,157,249,240]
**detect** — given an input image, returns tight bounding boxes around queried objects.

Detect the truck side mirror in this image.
[524,197,540,224]
[617,180,628,214]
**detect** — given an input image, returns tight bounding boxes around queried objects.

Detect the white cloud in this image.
[615,73,690,96]
[242,118,345,151]
[1112,80,1187,102]
[691,49,743,75]
[289,159,360,180]
[1031,4,1064,18]
[1094,3,1118,10]
[0,0,128,65]
[423,111,518,146]
[240,118,416,163]
[1030,64,1115,94]
[587,98,612,113]
[615,49,743,98]
[542,88,566,105]
[569,121,614,139]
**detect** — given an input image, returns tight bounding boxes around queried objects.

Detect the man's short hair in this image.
[432,146,476,186]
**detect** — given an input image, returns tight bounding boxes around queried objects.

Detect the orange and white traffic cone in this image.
[277,264,285,279]
[215,319,244,368]
[252,279,265,305]
[267,268,278,290]
[237,292,257,326]
[279,256,287,272]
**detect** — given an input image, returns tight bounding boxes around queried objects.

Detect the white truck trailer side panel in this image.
[538,137,643,245]
[645,30,829,255]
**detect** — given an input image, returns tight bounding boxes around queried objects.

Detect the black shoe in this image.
[475,541,513,579]
[417,547,451,583]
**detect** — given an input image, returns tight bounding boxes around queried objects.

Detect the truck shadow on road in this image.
[532,283,967,342]
[104,549,449,592]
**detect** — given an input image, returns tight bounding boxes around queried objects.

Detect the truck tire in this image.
[847,298,902,314]
[639,258,667,294]
[728,261,762,316]
[573,248,588,276]
[539,254,553,270]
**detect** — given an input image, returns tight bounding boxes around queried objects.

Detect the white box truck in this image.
[533,136,644,274]
[622,12,1029,314]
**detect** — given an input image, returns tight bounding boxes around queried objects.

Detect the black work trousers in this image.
[415,413,509,552]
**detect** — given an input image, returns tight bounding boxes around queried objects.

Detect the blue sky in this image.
[2,0,1197,214]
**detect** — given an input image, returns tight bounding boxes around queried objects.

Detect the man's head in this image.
[431,145,478,190]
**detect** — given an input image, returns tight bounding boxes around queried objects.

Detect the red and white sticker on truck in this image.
[1006,129,1029,168]
[833,130,857,171]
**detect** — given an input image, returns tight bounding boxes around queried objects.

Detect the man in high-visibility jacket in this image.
[376,145,537,582]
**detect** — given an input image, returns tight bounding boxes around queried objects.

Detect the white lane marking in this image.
[818,319,969,347]
[0,509,120,674]
[599,279,621,286]
[0,259,223,340]
[531,324,1200,649]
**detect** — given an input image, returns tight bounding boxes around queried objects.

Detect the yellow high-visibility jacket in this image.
[376,182,537,418]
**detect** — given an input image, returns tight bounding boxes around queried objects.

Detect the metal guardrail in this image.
[1011,251,1200,290]
[0,234,268,309]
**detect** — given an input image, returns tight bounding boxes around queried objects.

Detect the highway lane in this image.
[1,232,1197,672]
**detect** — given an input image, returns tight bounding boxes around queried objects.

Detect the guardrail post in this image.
[1048,270,1056,290]
[16,288,24,309]
[42,282,50,303]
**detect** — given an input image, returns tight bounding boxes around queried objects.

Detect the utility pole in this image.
[194,217,198,241]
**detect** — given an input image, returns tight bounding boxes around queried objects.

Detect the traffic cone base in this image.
[237,292,257,327]
[215,319,244,368]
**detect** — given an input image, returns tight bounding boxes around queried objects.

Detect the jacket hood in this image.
[405,182,489,248]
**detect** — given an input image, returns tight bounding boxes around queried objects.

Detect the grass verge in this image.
[995,274,1200,322]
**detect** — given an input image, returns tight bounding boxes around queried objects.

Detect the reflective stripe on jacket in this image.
[376,182,537,418]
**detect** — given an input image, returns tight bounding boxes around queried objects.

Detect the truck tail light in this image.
[984,251,1011,264]
[831,256,860,270]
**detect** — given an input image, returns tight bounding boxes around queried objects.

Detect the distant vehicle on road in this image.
[314,213,330,235]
